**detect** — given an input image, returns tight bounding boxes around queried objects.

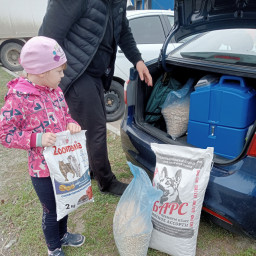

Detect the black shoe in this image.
[90,171,94,180]
[89,167,94,180]
[60,232,85,247]
[100,179,128,196]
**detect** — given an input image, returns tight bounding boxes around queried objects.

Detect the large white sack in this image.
[150,144,214,256]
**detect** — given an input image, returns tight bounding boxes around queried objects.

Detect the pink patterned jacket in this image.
[0,77,78,177]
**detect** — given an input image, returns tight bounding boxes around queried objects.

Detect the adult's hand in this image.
[136,60,153,87]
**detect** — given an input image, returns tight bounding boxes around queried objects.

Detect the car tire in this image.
[0,42,23,71]
[105,80,124,122]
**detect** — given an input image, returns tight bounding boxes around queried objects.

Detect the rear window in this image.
[129,15,165,44]
[172,29,256,67]
[167,15,174,27]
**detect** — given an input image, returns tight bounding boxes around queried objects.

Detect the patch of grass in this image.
[0,170,43,256]
[0,69,256,255]
[236,248,256,256]
[1,131,256,256]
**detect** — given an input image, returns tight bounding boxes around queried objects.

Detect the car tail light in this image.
[214,55,240,61]
[124,80,129,105]
[247,133,256,157]
[202,207,233,225]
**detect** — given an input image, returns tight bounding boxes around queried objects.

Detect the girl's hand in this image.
[67,123,81,134]
[42,133,56,147]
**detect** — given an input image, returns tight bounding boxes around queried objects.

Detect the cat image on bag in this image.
[157,167,182,205]
[59,160,76,181]
[67,155,81,177]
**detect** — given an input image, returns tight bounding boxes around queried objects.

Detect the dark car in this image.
[121,0,256,239]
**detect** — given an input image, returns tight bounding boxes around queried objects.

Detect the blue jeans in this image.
[31,176,68,251]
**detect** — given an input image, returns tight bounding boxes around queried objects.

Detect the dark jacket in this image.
[39,0,142,93]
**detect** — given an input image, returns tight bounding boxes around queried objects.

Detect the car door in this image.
[114,13,175,82]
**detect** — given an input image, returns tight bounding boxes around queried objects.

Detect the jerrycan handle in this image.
[219,75,246,87]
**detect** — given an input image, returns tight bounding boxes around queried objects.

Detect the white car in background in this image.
[106,9,180,122]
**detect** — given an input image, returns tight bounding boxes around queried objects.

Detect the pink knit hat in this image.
[20,36,67,74]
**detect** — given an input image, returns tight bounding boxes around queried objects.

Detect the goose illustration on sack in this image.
[157,167,182,205]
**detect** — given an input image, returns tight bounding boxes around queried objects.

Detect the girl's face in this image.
[43,65,65,89]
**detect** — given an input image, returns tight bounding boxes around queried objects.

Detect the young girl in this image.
[0,36,84,256]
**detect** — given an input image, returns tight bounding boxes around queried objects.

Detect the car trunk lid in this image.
[173,0,256,42]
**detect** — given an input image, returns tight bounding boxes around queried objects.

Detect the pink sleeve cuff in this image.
[30,133,43,148]
[30,133,37,148]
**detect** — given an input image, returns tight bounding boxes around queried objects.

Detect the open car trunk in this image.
[134,60,256,166]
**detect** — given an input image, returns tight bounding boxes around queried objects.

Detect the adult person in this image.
[38,0,152,196]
